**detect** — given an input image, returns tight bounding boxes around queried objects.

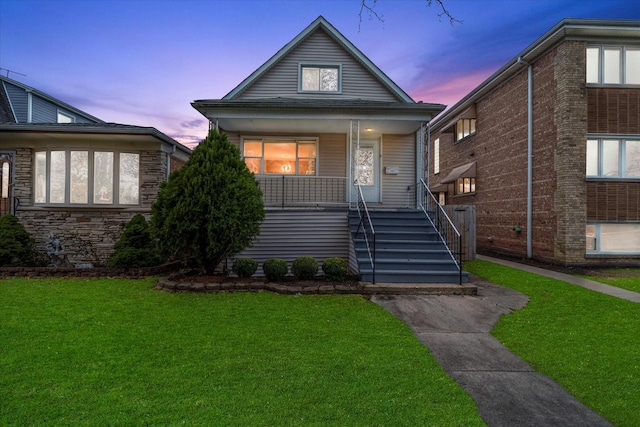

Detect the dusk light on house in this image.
[1,0,639,148]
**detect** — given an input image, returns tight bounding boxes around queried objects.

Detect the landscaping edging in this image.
[0,262,181,279]
[155,276,478,296]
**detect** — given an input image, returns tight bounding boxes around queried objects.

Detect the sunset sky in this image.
[1,0,639,147]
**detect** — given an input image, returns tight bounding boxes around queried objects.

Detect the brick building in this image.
[428,19,640,267]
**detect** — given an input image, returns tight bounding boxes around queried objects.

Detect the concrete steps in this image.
[349,210,469,284]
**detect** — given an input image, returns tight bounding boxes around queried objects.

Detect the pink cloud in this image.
[409,69,495,111]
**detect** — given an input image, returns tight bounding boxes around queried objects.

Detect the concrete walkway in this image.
[478,255,640,303]
[372,275,614,426]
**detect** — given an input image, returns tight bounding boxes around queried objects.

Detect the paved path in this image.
[478,255,640,303]
[372,276,614,427]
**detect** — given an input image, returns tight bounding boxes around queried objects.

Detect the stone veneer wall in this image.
[13,149,168,265]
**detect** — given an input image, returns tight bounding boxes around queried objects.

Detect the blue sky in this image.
[1,0,639,147]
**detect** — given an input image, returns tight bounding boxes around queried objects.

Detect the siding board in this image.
[237,210,353,275]
[4,82,27,123]
[239,30,400,101]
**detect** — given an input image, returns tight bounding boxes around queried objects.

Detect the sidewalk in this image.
[477,255,640,303]
[372,276,614,426]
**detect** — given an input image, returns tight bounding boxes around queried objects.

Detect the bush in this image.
[151,129,265,274]
[232,258,258,278]
[0,215,36,267]
[292,256,318,280]
[263,258,288,281]
[322,257,348,282]
[107,214,162,268]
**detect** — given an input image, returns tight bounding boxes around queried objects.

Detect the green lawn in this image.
[0,277,484,426]
[581,268,640,293]
[465,260,640,427]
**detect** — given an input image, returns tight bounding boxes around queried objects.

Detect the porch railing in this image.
[355,183,376,283]
[418,179,463,285]
[256,176,348,208]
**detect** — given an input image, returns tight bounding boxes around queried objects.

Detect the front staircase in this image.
[349,210,469,284]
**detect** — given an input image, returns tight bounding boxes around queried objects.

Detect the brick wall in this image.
[552,41,588,264]
[14,149,168,265]
[431,40,590,265]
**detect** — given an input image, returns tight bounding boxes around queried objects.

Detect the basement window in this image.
[587,223,640,253]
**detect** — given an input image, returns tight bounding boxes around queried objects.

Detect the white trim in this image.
[297,62,342,94]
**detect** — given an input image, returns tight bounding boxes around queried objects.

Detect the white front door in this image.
[354,139,380,203]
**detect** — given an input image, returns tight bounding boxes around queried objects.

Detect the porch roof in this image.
[192,97,446,135]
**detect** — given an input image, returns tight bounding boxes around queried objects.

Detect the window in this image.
[455,119,476,141]
[587,223,640,253]
[586,46,640,85]
[455,177,475,195]
[586,138,640,178]
[243,138,317,175]
[34,150,140,205]
[434,138,440,174]
[57,111,76,123]
[299,63,341,93]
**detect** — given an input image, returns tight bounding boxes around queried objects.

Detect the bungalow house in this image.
[192,16,468,283]
[428,19,640,267]
[0,75,191,265]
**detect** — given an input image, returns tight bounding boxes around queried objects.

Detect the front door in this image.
[354,139,380,203]
[0,152,13,216]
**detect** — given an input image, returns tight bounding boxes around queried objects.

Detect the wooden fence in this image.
[443,205,476,261]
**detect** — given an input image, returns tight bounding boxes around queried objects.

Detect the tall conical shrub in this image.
[151,129,265,274]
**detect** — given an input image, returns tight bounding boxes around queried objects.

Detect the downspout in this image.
[518,56,533,258]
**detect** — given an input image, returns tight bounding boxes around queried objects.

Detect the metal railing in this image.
[256,176,348,208]
[419,179,463,285]
[354,184,376,283]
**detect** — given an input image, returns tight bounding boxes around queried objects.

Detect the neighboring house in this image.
[0,75,191,265]
[192,16,467,283]
[429,19,640,267]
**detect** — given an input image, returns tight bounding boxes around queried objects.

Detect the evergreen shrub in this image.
[322,257,347,282]
[292,256,318,280]
[263,258,288,281]
[107,214,162,268]
[151,129,265,274]
[0,215,36,267]
[232,258,258,278]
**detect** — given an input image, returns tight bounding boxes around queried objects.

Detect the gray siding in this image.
[32,96,93,123]
[381,134,416,208]
[238,29,400,101]
[237,210,352,275]
[4,82,27,123]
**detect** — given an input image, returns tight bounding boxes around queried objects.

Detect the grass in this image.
[580,268,640,293]
[0,277,485,426]
[465,260,640,427]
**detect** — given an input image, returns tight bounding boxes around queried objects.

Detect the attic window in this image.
[57,111,76,123]
[299,63,341,93]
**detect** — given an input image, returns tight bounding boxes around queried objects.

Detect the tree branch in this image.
[359,0,384,32]
[427,0,463,26]
[358,0,462,30]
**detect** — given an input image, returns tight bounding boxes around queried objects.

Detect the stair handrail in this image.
[355,183,376,284]
[418,179,463,285]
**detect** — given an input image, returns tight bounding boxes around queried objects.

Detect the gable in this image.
[237,29,401,102]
